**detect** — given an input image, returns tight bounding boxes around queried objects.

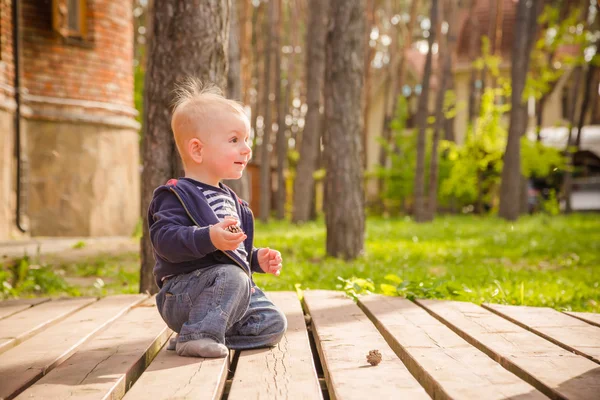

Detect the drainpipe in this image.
[13,0,27,233]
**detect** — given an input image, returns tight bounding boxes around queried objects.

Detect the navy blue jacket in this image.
[148,177,262,288]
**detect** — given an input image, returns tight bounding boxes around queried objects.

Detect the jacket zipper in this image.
[247,205,255,268]
[246,207,254,269]
[169,187,250,277]
[243,203,257,287]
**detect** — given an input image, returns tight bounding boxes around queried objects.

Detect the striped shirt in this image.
[199,185,249,265]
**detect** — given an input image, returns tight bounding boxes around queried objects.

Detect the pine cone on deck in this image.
[366,349,382,366]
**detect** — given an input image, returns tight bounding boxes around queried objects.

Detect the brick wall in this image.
[0,0,14,93]
[21,0,133,108]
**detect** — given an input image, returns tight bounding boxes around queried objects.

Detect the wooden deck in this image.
[0,291,599,399]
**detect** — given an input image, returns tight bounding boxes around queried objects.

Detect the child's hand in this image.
[209,218,247,251]
[257,247,282,276]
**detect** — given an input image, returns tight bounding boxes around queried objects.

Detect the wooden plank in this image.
[303,290,429,399]
[0,294,146,400]
[417,299,600,400]
[15,297,170,400]
[123,337,229,400]
[564,311,600,328]
[484,303,600,365]
[228,291,322,399]
[359,295,545,399]
[0,298,49,320]
[0,297,96,354]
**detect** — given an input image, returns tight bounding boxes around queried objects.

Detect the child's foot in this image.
[176,338,228,358]
[167,334,179,351]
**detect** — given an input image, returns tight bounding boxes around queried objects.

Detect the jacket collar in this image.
[161,177,252,269]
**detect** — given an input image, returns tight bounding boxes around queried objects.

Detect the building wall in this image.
[1,0,14,87]
[21,0,133,107]
[541,71,570,128]
[0,109,14,240]
[0,0,15,240]
[24,119,139,236]
[453,69,471,144]
[0,0,140,239]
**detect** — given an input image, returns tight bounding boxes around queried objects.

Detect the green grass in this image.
[2,214,599,312]
[251,214,600,312]
[0,252,140,298]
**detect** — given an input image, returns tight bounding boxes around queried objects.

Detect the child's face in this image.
[197,109,252,185]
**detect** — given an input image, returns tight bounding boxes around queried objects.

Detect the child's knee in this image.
[265,309,287,345]
[216,264,251,294]
[156,288,192,333]
[274,312,288,337]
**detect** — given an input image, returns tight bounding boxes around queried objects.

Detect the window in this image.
[67,0,81,32]
[52,0,87,39]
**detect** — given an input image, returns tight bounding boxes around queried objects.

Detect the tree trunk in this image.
[479,0,496,92]
[575,64,596,149]
[227,2,242,101]
[533,1,566,143]
[483,0,504,90]
[590,68,600,124]
[519,0,543,216]
[444,71,456,141]
[563,63,596,213]
[275,78,289,219]
[498,0,538,221]
[492,0,504,91]
[476,170,483,214]
[250,3,262,153]
[377,46,396,212]
[259,0,276,222]
[467,0,479,124]
[563,66,582,214]
[534,0,570,142]
[140,0,229,294]
[239,0,252,106]
[292,0,328,223]
[493,0,504,57]
[428,0,457,219]
[324,0,365,259]
[274,0,287,220]
[378,0,419,204]
[414,0,438,222]
[361,0,376,169]
[560,0,593,213]
[224,0,250,200]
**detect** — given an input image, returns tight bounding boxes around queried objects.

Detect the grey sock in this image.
[176,338,228,358]
[166,334,179,351]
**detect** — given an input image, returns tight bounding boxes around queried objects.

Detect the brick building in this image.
[0,0,139,240]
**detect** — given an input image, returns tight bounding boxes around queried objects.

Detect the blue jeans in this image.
[155,264,287,350]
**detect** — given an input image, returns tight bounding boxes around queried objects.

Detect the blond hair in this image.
[170,78,247,167]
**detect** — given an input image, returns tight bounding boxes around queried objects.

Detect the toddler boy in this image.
[148,78,286,358]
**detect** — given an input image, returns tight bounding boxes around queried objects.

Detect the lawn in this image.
[2,214,599,312]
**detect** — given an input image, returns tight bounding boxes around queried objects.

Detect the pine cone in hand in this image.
[366,349,382,366]
[226,223,243,234]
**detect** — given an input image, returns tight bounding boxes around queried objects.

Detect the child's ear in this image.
[188,138,203,164]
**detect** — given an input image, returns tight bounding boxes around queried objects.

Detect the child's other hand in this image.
[257,247,282,276]
[209,218,247,251]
